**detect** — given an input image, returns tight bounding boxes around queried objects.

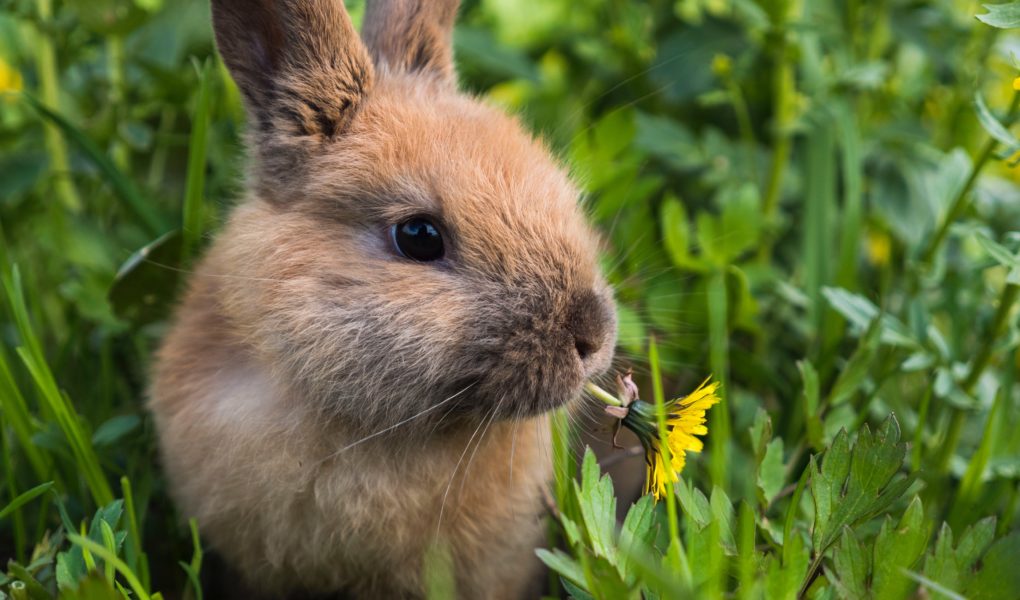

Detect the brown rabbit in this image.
[149,0,617,597]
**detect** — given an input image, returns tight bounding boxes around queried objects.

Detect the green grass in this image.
[3,0,1020,598]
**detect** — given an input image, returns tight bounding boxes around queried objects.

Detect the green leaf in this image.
[798,360,823,449]
[619,495,657,583]
[536,548,588,590]
[810,416,915,556]
[676,478,711,530]
[109,230,183,326]
[872,496,928,600]
[181,58,215,265]
[0,482,54,521]
[827,318,882,406]
[974,93,1020,158]
[822,287,916,347]
[661,195,706,271]
[709,486,736,552]
[91,415,141,447]
[575,448,617,562]
[962,532,1020,599]
[830,527,869,600]
[21,94,167,236]
[974,232,1020,269]
[976,2,1020,28]
[758,438,786,507]
[767,532,809,600]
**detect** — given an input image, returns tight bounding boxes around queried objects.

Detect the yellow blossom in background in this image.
[1013,76,1020,91]
[866,230,892,267]
[0,56,24,95]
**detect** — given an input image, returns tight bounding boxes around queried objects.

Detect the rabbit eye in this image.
[390,217,445,262]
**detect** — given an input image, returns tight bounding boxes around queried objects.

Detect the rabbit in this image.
[149,0,617,597]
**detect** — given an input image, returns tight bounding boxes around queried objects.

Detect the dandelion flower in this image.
[588,376,721,500]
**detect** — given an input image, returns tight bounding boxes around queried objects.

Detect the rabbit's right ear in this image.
[211,0,373,141]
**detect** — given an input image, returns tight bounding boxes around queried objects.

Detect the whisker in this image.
[321,382,476,462]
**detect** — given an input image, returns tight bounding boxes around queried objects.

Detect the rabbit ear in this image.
[211,0,373,139]
[361,0,460,86]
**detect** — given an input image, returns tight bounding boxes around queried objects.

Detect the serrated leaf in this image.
[619,495,657,583]
[962,532,1020,599]
[872,496,927,600]
[831,527,869,600]
[976,2,1020,28]
[810,416,914,555]
[575,448,617,562]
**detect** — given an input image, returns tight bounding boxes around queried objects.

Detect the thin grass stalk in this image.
[0,343,50,480]
[2,267,114,506]
[1,423,27,563]
[648,338,694,584]
[121,476,145,586]
[947,387,1006,528]
[181,59,215,265]
[707,269,730,489]
[32,0,81,212]
[106,34,128,171]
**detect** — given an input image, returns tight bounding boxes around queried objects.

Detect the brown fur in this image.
[150,1,616,597]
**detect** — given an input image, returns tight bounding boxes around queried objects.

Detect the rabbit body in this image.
[150,1,616,598]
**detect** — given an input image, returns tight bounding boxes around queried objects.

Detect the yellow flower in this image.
[1013,76,1020,92]
[866,230,892,267]
[588,375,721,500]
[640,378,720,500]
[0,56,23,94]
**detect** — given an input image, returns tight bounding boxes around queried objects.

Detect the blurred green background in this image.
[2,0,1020,598]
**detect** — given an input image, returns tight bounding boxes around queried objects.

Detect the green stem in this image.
[33,0,81,212]
[918,91,1020,270]
[935,282,1019,474]
[757,0,802,264]
[707,268,730,490]
[107,34,129,171]
[648,337,692,585]
[584,381,622,407]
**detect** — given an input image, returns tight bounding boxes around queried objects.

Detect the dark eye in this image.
[390,217,445,262]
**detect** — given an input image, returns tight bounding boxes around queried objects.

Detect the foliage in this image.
[2,0,1020,598]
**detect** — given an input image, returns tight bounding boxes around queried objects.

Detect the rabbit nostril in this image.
[565,290,611,363]
[574,338,597,361]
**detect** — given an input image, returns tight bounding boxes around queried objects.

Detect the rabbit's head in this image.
[210,0,616,431]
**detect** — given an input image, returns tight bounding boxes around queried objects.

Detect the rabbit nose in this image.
[566,291,612,362]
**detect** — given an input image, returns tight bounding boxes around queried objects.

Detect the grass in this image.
[2,0,1020,598]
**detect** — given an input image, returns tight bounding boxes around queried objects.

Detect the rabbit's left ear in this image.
[361,0,460,86]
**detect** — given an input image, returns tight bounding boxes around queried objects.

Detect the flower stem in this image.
[648,337,692,585]
[584,381,622,407]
